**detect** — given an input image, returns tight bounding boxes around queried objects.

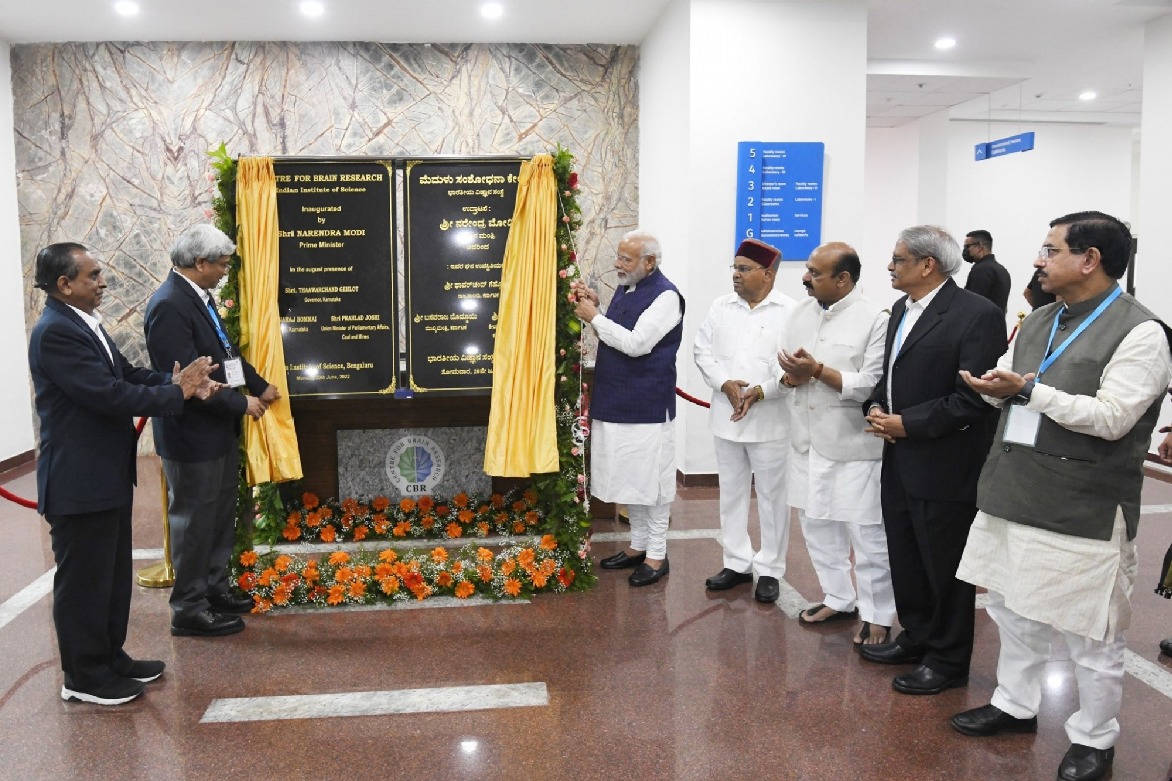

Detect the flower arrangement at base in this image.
[236,533,576,611]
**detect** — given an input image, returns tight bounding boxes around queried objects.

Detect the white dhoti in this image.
[590,419,676,560]
[714,435,789,578]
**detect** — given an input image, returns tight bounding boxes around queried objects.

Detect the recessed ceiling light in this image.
[114,1,139,16]
[481,2,504,20]
[934,37,956,50]
[300,1,325,17]
[1079,90,1097,101]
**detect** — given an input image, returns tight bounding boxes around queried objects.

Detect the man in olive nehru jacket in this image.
[693,238,793,602]
[573,230,684,587]
[951,212,1172,781]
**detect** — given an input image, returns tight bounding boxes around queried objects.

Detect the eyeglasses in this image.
[890,255,930,266]
[616,254,647,266]
[1037,246,1087,259]
[730,264,766,274]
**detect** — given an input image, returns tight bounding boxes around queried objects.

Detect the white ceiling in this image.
[1,0,1170,127]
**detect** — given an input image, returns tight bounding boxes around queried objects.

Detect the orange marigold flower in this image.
[353,525,369,541]
[371,495,390,512]
[378,549,399,563]
[540,534,558,550]
[402,571,424,590]
[446,522,463,538]
[238,571,258,591]
[501,559,516,576]
[335,566,354,583]
[532,572,549,588]
[523,488,538,504]
[320,506,334,519]
[258,567,279,587]
[421,515,436,530]
[503,578,522,597]
[557,567,576,587]
[239,550,259,567]
[282,525,302,541]
[328,551,351,566]
[306,511,323,528]
[320,524,337,543]
[272,584,292,606]
[302,492,319,509]
[512,500,526,512]
[302,564,320,584]
[477,564,494,582]
[476,504,489,515]
[379,575,400,595]
[436,571,453,588]
[355,565,372,579]
[431,547,449,563]
[525,510,540,525]
[349,580,366,599]
[280,572,301,586]
[411,584,432,601]
[399,497,416,513]
[457,508,474,523]
[495,512,509,525]
[327,584,346,605]
[341,497,359,513]
[254,598,273,614]
[512,522,526,534]
[453,492,469,509]
[392,562,410,578]
[436,504,450,517]
[454,581,476,599]
[477,547,494,562]
[418,495,435,512]
[310,585,328,601]
[518,548,537,568]
[274,554,293,572]
[539,559,556,577]
[372,514,389,534]
[491,493,505,509]
[375,562,394,577]
[286,511,301,526]
[477,522,489,536]
[393,521,411,537]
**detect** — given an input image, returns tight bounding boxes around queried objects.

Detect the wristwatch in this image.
[1010,379,1035,405]
[755,385,765,401]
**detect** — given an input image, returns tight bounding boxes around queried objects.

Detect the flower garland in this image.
[209,144,595,607]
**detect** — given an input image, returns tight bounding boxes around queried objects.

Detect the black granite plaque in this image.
[404,158,522,394]
[274,160,396,397]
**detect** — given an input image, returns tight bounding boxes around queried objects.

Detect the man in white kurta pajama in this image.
[693,239,793,603]
[779,242,895,644]
[574,231,684,588]
[951,212,1172,781]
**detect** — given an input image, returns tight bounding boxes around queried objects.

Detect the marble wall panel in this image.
[11,42,638,371]
[338,427,491,500]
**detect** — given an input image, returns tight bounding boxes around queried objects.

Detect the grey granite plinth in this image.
[338,427,491,499]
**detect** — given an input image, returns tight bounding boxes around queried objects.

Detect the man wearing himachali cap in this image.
[573,231,684,587]
[693,239,795,603]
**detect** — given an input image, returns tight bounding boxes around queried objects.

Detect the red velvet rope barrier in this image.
[0,417,150,510]
[675,387,711,408]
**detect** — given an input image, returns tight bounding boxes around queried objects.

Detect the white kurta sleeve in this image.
[590,289,682,358]
[838,309,889,401]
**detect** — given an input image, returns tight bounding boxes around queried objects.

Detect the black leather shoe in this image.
[1160,637,1172,657]
[858,640,924,665]
[1057,744,1114,781]
[61,676,145,705]
[114,659,166,683]
[705,568,753,590]
[892,664,968,695]
[629,559,669,587]
[171,609,245,637]
[950,704,1038,736]
[599,550,646,569]
[208,592,255,615]
[754,576,780,603]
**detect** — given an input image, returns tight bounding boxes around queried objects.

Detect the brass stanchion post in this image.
[135,465,175,588]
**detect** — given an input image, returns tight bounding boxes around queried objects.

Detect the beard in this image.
[617,265,650,286]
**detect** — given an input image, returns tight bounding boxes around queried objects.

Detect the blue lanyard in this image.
[204,296,235,357]
[893,307,910,356]
[1038,286,1122,377]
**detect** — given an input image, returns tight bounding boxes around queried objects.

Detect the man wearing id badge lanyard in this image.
[952,212,1172,781]
[145,225,281,637]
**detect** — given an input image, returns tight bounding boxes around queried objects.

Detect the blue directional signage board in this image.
[975,131,1035,161]
[735,141,824,261]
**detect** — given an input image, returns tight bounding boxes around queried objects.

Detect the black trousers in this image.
[46,505,135,690]
[881,456,977,678]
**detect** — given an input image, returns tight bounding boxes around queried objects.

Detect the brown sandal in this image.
[798,603,859,625]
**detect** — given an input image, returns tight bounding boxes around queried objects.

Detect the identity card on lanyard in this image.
[206,297,246,388]
[1003,286,1122,446]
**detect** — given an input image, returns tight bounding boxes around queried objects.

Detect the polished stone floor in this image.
[1,456,1170,781]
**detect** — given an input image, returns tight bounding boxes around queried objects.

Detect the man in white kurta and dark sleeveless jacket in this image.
[573,231,684,587]
[951,212,1172,781]
[779,242,895,645]
[693,239,793,603]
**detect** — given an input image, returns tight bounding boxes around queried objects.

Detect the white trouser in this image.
[986,590,1125,749]
[628,501,671,561]
[714,436,789,579]
[799,510,896,626]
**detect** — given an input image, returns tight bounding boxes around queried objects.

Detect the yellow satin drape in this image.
[483,155,558,476]
[236,157,303,485]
